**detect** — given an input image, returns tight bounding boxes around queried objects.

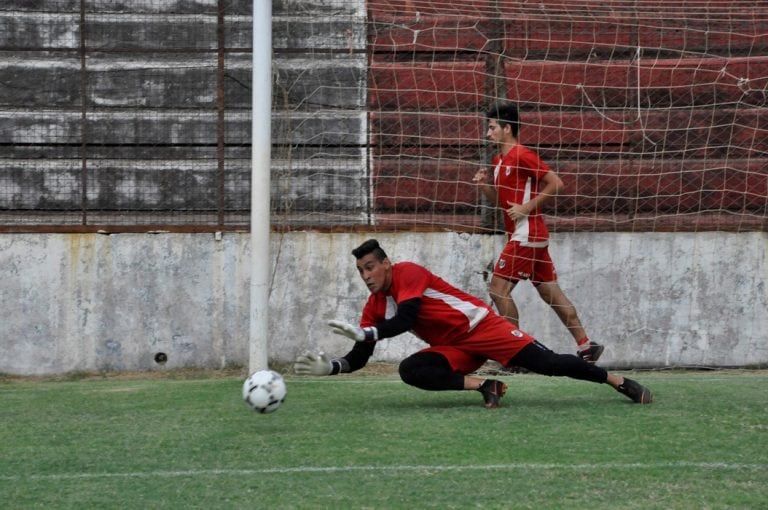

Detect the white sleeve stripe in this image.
[422,288,489,331]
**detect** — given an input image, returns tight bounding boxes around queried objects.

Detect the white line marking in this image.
[2,462,765,481]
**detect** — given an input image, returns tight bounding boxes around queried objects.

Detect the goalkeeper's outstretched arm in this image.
[328,298,421,342]
[295,298,421,376]
[293,341,374,376]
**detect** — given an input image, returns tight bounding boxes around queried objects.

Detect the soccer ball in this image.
[242,369,287,414]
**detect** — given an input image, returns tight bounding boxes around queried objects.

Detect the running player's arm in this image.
[472,168,498,205]
[517,152,563,214]
[526,169,563,212]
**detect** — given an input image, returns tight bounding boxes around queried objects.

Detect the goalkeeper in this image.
[293,239,652,408]
[473,102,604,363]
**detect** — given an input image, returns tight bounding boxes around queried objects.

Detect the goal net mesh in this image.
[274,0,768,233]
[0,1,765,233]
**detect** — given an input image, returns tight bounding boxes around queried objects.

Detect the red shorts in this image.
[493,241,557,284]
[417,314,535,374]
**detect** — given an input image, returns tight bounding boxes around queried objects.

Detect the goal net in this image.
[273,0,768,233]
[2,1,765,234]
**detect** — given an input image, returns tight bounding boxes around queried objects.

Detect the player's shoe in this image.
[577,342,605,363]
[616,378,653,404]
[478,379,507,409]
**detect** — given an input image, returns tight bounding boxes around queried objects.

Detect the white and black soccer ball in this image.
[242,369,287,414]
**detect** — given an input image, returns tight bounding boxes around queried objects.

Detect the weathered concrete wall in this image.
[1,231,766,375]
[0,0,368,222]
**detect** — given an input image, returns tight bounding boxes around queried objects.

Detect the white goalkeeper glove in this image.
[293,352,332,376]
[328,319,378,342]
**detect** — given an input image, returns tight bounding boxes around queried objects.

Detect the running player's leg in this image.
[536,281,587,342]
[532,246,604,363]
[488,274,519,326]
[488,241,529,326]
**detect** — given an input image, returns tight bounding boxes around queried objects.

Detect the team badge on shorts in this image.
[498,259,506,269]
[511,330,523,337]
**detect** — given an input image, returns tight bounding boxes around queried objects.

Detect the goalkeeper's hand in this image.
[293,352,332,376]
[328,319,378,342]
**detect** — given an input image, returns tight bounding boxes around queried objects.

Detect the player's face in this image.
[487,119,508,144]
[356,253,392,294]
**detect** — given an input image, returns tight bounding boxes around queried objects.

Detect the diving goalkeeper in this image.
[294,239,652,408]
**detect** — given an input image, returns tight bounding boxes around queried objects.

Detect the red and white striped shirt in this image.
[492,144,551,247]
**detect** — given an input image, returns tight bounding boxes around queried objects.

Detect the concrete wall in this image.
[2,231,766,376]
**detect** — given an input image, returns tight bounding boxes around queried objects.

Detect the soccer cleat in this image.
[617,377,653,404]
[478,379,507,409]
[577,342,605,363]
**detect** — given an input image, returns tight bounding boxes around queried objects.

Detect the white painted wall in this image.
[1,231,766,375]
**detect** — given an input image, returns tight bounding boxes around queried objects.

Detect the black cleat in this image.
[577,342,605,364]
[617,377,653,404]
[478,379,507,409]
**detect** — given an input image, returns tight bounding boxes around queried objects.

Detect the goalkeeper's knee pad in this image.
[399,352,461,391]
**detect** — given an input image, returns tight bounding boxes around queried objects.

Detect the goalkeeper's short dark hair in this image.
[486,102,520,138]
[352,239,388,261]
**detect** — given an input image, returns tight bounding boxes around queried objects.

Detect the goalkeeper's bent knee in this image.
[398,352,464,391]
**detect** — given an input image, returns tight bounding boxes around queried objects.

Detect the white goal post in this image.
[249,0,272,373]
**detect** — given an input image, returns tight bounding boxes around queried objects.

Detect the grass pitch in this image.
[1,369,767,509]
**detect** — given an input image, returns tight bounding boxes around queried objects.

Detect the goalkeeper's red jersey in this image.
[359,262,493,346]
[492,144,551,247]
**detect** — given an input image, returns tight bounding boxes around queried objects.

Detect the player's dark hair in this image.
[352,239,388,261]
[486,102,519,138]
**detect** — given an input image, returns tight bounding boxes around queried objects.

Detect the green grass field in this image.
[2,369,767,509]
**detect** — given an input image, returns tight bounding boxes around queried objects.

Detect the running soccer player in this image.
[473,102,604,363]
[293,239,652,408]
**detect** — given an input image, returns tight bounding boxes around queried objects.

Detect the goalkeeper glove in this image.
[293,352,332,376]
[328,319,378,342]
